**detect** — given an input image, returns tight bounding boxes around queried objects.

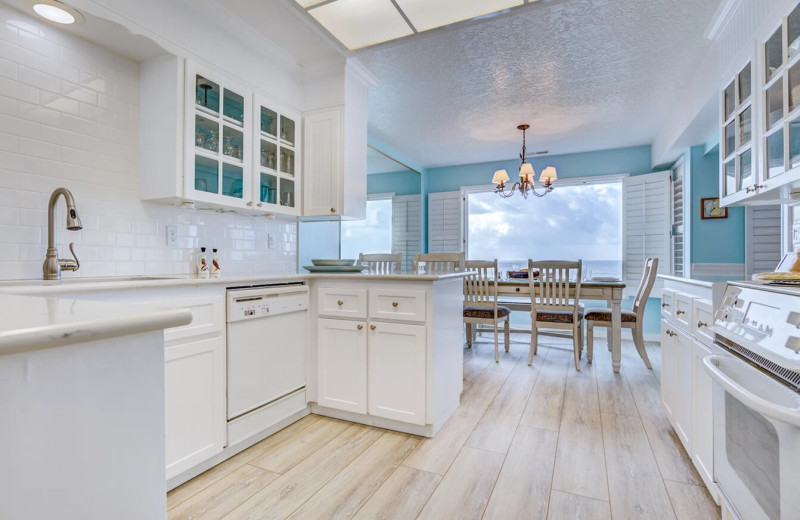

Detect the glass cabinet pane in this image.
[739,106,752,146]
[280,115,295,146]
[724,159,736,196]
[195,115,219,152]
[222,163,243,199]
[790,62,800,113]
[766,28,783,81]
[725,121,735,157]
[766,129,784,178]
[260,139,277,170]
[280,178,296,208]
[766,80,784,129]
[791,117,800,168]
[261,107,277,137]
[279,147,295,176]
[724,81,735,121]
[223,89,244,125]
[195,156,218,194]
[738,149,753,191]
[260,173,278,205]
[222,126,244,161]
[195,75,220,113]
[738,63,751,103]
[790,4,800,60]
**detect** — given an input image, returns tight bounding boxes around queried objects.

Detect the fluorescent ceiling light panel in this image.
[295,0,328,8]
[395,0,524,32]
[309,0,414,50]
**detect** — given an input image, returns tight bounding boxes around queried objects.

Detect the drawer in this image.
[692,298,714,346]
[369,289,427,323]
[661,289,675,319]
[673,292,694,331]
[318,288,367,319]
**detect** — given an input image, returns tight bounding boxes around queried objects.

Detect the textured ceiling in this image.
[355,0,722,168]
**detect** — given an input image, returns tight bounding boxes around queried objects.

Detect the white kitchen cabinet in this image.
[317,317,368,414]
[368,321,426,425]
[660,318,678,424]
[675,328,694,451]
[252,95,301,215]
[719,58,757,205]
[692,338,714,492]
[165,335,226,479]
[303,107,343,217]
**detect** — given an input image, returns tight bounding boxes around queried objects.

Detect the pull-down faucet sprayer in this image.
[43,187,82,280]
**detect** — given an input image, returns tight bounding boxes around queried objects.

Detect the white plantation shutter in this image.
[392,195,421,271]
[428,191,462,253]
[671,160,685,277]
[746,205,782,277]
[624,171,671,297]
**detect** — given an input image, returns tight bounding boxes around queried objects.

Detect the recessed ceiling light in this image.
[27,0,84,25]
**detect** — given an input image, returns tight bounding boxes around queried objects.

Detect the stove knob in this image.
[788,311,800,329]
[786,337,800,354]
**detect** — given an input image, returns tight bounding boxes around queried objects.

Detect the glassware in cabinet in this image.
[280,178,295,208]
[259,173,278,205]
[280,115,295,146]
[195,75,220,114]
[261,107,277,138]
[766,128,784,178]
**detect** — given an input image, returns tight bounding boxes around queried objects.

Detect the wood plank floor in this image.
[167,333,719,520]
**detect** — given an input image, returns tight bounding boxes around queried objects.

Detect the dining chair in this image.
[585,257,658,369]
[358,252,403,274]
[463,260,510,363]
[413,252,465,274]
[527,259,583,370]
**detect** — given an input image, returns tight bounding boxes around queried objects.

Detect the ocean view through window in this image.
[465,178,623,278]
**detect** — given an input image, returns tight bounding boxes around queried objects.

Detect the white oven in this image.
[706,282,800,520]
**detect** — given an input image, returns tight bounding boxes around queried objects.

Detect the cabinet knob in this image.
[697,321,708,328]
[246,201,253,206]
[661,302,669,308]
[257,203,263,207]
[330,208,336,213]
[666,330,677,337]
[370,324,376,331]
[357,324,363,330]
[337,300,344,306]
[392,301,399,308]
[755,184,765,190]
[676,309,685,315]
[745,186,754,193]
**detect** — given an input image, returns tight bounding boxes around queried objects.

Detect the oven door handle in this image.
[703,355,800,427]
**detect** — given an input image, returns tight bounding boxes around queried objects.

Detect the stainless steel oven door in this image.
[704,354,800,520]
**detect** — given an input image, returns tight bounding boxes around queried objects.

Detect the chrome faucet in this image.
[43,187,82,280]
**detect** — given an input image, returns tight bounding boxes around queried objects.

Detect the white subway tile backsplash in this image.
[18,65,59,93]
[0,56,15,80]
[0,75,38,103]
[17,29,60,60]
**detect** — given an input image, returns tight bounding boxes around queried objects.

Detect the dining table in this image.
[495,279,627,373]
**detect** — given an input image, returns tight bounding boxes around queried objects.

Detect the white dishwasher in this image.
[226,283,309,446]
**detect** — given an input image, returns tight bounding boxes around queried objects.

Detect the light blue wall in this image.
[689,145,745,263]
[368,170,421,195]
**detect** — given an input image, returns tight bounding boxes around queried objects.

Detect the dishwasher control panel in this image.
[227,284,309,322]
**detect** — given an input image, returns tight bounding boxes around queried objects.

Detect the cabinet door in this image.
[165,335,226,480]
[674,329,694,452]
[317,318,367,414]
[253,97,301,216]
[303,108,342,216]
[368,321,426,425]
[660,319,678,424]
[692,339,716,497]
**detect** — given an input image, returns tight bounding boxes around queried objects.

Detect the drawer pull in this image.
[330,207,336,213]
[370,324,376,331]
[392,301,399,308]
[357,324,363,330]
[661,302,669,308]
[676,310,685,315]
[666,330,677,337]
[337,300,344,306]
[697,321,708,328]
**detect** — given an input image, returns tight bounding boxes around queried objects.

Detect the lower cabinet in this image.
[675,329,694,451]
[660,319,678,424]
[317,317,427,426]
[317,318,367,414]
[691,339,714,489]
[165,336,226,480]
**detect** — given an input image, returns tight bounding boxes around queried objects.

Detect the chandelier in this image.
[492,124,557,198]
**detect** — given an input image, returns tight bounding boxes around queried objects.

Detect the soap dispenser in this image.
[197,247,209,277]
[211,248,221,278]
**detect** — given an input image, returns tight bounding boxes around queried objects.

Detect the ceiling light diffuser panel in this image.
[308,0,414,50]
[395,0,524,32]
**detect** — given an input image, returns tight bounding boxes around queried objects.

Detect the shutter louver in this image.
[428,192,461,253]
[746,206,782,277]
[392,195,421,272]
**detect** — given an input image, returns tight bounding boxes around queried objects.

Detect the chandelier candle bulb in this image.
[494,124,555,199]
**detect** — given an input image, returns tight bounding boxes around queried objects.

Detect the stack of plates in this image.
[303,259,366,273]
[590,276,622,282]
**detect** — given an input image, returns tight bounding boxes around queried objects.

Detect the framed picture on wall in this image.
[700,197,728,219]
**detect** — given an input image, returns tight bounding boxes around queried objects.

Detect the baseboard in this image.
[691,262,745,277]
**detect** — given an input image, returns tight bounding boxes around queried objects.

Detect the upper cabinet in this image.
[721,1,800,205]
[140,56,301,217]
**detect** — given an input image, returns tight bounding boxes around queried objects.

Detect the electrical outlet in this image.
[267,233,275,249]
[166,225,177,246]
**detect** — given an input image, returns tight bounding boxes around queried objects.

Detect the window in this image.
[464,177,623,278]
[671,159,686,277]
[340,196,393,259]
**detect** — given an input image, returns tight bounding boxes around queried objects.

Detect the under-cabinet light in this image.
[28,0,84,25]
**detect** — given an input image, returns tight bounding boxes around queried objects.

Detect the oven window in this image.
[726,393,780,518]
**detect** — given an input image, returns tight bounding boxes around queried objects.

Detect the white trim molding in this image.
[691,263,746,277]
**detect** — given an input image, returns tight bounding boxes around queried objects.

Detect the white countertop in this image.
[0,294,192,356]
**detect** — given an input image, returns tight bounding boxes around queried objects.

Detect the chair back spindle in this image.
[414,252,465,274]
[358,253,403,274]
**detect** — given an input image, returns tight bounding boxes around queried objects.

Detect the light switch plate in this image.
[166,225,177,246]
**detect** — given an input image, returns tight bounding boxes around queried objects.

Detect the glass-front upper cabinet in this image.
[186,62,252,209]
[253,95,300,216]
[720,60,755,203]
